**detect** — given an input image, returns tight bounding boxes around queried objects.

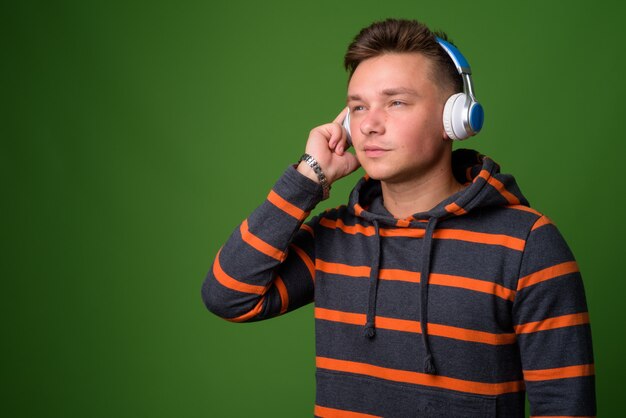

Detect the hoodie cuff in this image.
[271,165,324,213]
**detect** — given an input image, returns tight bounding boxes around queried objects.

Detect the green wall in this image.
[4,0,624,416]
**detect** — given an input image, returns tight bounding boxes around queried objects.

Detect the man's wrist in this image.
[298,153,330,200]
[296,161,319,183]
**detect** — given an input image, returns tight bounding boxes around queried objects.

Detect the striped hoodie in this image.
[202,149,596,417]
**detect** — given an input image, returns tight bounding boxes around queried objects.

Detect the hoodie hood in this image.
[349,149,529,224]
[346,149,530,374]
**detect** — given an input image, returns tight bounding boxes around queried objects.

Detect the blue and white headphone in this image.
[436,37,484,140]
[343,37,484,142]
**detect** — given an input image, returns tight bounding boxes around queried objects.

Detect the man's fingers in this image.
[326,122,345,150]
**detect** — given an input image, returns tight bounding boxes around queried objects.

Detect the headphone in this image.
[343,37,484,142]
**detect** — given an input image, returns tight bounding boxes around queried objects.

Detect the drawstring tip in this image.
[363,324,376,338]
[423,355,436,375]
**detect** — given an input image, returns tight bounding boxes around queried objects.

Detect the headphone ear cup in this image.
[342,110,352,145]
[443,92,470,141]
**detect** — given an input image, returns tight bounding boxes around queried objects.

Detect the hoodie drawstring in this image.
[361,216,440,375]
[420,217,439,374]
[363,220,381,338]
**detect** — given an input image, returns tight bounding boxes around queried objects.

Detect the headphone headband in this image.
[436,37,471,75]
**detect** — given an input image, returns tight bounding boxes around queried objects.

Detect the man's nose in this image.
[360,108,386,136]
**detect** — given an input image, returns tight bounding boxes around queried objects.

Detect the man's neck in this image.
[381,165,463,219]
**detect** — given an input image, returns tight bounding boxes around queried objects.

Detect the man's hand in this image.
[297,108,360,186]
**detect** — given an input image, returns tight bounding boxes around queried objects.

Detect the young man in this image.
[202,19,595,417]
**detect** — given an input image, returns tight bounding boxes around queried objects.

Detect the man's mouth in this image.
[364,146,389,157]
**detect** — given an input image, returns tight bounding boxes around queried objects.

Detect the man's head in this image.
[344,18,462,98]
[343,19,466,185]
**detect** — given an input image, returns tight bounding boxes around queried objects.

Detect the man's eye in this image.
[352,105,365,112]
[391,100,404,107]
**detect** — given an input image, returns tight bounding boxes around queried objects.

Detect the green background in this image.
[4,0,624,416]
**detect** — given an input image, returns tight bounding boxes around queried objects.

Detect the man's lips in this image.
[363,146,389,157]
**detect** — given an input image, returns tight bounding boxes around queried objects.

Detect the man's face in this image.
[347,53,451,184]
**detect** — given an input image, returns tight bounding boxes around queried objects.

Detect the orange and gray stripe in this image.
[316,356,525,396]
[314,405,381,418]
[523,364,594,381]
[316,307,516,345]
[316,259,515,301]
[515,312,590,334]
[517,261,579,291]
[267,189,310,221]
[240,219,286,261]
[319,218,525,250]
[475,169,521,205]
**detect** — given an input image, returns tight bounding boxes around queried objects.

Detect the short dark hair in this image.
[344,18,463,94]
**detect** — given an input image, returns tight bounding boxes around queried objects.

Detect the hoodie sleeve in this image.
[201,165,322,322]
[512,216,596,417]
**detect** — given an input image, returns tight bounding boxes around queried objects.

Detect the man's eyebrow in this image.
[347,88,419,102]
[381,87,419,96]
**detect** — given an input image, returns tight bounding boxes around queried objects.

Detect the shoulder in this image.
[308,204,372,237]
[320,204,350,219]
[313,204,351,229]
[444,204,547,241]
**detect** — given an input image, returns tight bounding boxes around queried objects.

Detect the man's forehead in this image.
[347,53,443,100]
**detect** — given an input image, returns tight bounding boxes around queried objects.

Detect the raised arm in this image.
[202,108,359,322]
[202,166,322,322]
